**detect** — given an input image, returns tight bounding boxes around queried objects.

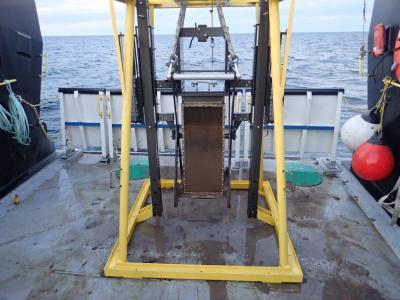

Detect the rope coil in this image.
[0,81,31,145]
[0,81,51,145]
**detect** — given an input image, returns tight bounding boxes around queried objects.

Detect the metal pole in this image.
[269,0,288,267]
[216,1,237,61]
[109,0,126,95]
[167,4,186,79]
[258,142,264,192]
[281,0,295,91]
[118,0,135,263]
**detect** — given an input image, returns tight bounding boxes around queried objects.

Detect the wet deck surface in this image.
[1,154,400,299]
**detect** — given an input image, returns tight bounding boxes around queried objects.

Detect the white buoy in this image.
[341,114,379,151]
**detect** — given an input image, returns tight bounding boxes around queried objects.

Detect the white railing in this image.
[59,87,343,165]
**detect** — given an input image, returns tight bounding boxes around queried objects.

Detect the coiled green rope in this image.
[0,81,30,145]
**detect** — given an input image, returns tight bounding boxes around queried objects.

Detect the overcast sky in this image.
[36,0,374,36]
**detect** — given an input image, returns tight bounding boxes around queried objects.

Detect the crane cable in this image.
[359,0,369,77]
[362,0,367,50]
[210,0,215,66]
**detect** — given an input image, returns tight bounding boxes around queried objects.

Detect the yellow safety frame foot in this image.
[104,179,303,283]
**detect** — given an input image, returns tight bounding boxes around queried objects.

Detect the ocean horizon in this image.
[41,32,368,157]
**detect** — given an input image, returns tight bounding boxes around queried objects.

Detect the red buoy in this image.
[352,133,395,181]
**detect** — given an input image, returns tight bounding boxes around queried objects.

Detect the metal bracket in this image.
[157,113,174,123]
[109,169,121,189]
[180,25,224,41]
[316,157,342,176]
[225,113,251,139]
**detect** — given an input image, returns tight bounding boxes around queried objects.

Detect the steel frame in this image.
[104,179,303,283]
[107,0,302,283]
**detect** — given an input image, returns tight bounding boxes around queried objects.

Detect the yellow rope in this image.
[375,76,398,132]
[20,98,52,142]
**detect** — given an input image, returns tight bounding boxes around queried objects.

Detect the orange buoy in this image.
[352,133,395,181]
[372,23,386,57]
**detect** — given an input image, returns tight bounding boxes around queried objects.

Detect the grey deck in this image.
[0,154,399,300]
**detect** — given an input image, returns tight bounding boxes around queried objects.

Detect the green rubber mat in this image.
[285,161,322,187]
[115,157,149,180]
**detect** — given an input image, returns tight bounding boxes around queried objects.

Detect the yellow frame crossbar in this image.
[106,0,302,283]
[116,0,259,8]
[104,179,303,283]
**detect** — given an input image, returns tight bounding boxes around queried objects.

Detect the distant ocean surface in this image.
[41,33,368,157]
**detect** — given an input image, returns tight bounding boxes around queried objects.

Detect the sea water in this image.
[41,33,368,157]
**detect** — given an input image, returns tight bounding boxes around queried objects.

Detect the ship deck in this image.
[0,153,400,299]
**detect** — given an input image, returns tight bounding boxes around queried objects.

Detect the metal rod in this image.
[174,3,187,55]
[227,87,236,208]
[172,72,235,80]
[173,83,180,207]
[233,62,240,78]
[180,68,227,72]
[269,0,289,267]
[258,140,264,192]
[167,4,187,79]
[280,0,295,93]
[109,0,126,94]
[216,1,237,61]
[118,0,136,263]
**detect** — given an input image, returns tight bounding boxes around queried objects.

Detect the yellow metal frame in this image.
[105,0,303,283]
[104,179,303,283]
[117,0,259,8]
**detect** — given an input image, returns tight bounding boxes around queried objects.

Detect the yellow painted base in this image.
[104,179,303,283]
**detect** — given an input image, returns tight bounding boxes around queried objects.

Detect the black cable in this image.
[189,36,195,48]
[172,82,183,177]
[372,50,394,82]
[370,43,400,82]
[189,22,197,49]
